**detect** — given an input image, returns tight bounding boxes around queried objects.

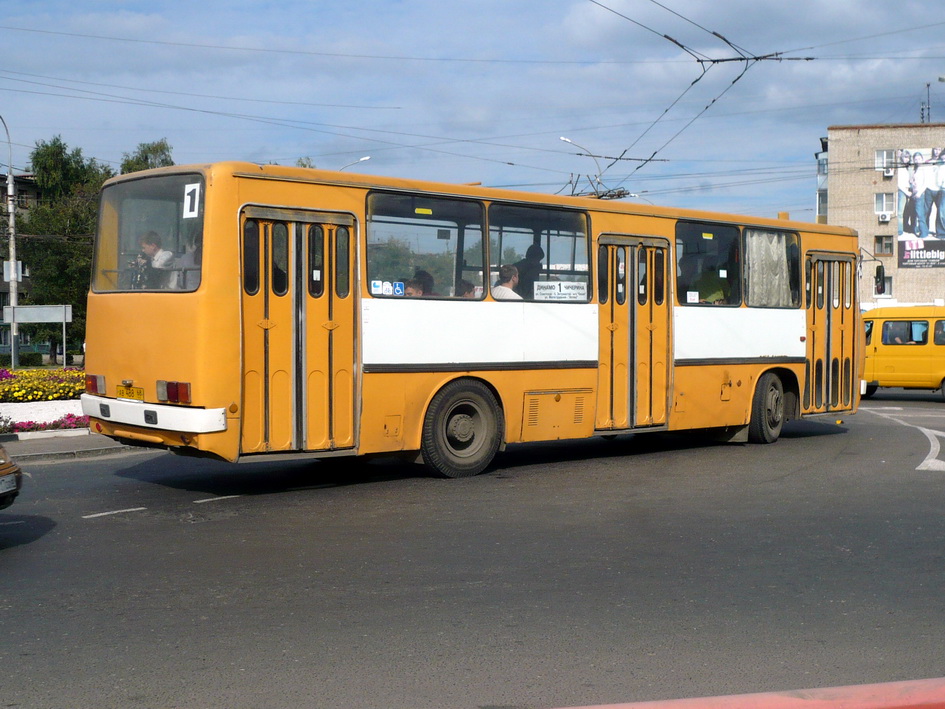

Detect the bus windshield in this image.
[92,173,205,292]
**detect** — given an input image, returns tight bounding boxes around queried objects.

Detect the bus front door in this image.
[240,209,356,454]
[596,236,671,431]
[804,254,856,413]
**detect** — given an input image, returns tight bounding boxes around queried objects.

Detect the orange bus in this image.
[81,162,861,477]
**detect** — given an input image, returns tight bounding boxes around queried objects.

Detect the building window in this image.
[817,190,828,219]
[875,149,895,169]
[874,235,894,255]
[874,193,895,213]
[817,157,828,175]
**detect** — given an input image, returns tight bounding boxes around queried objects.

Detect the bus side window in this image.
[488,203,590,302]
[336,226,350,298]
[864,320,873,345]
[243,219,260,295]
[675,221,740,305]
[308,225,324,297]
[653,249,665,306]
[935,320,945,345]
[271,222,289,296]
[597,245,608,304]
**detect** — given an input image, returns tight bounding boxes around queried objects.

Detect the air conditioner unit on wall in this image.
[883,167,895,178]
[879,212,891,223]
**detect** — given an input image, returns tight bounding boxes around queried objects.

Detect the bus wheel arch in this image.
[420,377,505,478]
[748,371,785,444]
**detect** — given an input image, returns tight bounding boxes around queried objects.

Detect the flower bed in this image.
[0,368,85,403]
[0,413,89,434]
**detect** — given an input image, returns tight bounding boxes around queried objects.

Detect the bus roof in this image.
[104,160,858,238]
[865,305,945,319]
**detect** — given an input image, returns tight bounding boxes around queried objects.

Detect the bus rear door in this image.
[596,236,671,430]
[240,208,356,453]
[804,253,856,413]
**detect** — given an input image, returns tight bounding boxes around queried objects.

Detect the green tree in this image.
[120,138,174,174]
[14,137,116,354]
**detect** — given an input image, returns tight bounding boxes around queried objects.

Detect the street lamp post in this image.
[339,156,371,171]
[560,137,603,195]
[0,115,16,369]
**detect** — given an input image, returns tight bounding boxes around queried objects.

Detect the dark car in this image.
[0,444,23,510]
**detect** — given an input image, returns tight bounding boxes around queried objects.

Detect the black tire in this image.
[862,384,878,399]
[420,379,503,478]
[748,372,784,444]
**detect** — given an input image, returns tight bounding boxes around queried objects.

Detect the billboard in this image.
[896,147,945,268]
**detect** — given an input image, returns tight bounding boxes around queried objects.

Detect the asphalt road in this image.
[2,392,945,709]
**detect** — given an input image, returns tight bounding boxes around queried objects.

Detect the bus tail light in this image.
[157,380,192,404]
[85,374,105,395]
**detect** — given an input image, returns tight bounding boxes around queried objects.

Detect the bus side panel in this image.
[305,369,330,449]
[242,369,265,451]
[356,369,598,456]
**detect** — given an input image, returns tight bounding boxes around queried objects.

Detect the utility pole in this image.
[0,115,16,369]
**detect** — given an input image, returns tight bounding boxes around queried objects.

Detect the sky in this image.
[1,0,943,219]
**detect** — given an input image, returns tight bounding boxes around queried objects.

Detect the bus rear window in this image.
[92,173,204,292]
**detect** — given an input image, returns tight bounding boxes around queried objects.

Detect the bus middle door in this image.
[240,208,356,454]
[596,236,671,431]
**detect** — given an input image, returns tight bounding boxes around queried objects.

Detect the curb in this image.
[11,443,157,464]
[0,428,90,443]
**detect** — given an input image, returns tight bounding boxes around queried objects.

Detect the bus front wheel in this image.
[421,379,503,478]
[748,372,784,444]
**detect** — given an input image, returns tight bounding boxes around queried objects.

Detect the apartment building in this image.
[817,123,945,308]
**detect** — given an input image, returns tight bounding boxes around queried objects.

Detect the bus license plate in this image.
[116,385,144,401]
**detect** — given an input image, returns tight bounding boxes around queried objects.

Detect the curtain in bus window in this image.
[745,229,797,307]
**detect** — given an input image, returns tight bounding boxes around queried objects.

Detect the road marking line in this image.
[0,520,25,526]
[193,495,241,504]
[82,507,146,519]
[863,408,945,471]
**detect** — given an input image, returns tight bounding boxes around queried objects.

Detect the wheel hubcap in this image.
[448,413,476,445]
[767,388,783,426]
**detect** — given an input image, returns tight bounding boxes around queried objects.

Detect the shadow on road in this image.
[0,514,56,550]
[112,417,848,497]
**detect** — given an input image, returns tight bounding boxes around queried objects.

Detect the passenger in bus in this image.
[456,279,476,299]
[692,261,730,304]
[492,265,523,300]
[404,279,424,297]
[137,231,176,289]
[413,269,436,295]
[935,321,945,346]
[513,244,544,299]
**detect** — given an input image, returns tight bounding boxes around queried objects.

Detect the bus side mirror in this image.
[874,264,885,294]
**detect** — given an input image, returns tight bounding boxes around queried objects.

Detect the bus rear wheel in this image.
[748,372,784,444]
[421,379,503,478]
